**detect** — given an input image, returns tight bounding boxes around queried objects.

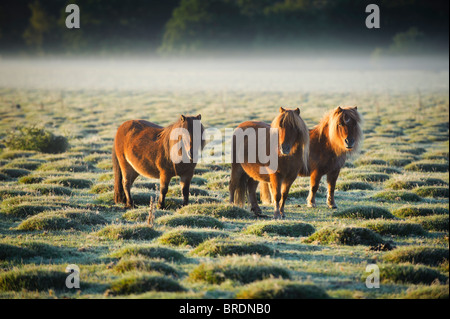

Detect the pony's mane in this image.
[271,110,310,173]
[158,118,205,160]
[316,106,363,156]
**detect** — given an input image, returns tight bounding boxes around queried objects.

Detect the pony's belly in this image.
[125,156,160,179]
[241,163,271,183]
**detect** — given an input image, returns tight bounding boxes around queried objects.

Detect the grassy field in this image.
[0,67,449,299]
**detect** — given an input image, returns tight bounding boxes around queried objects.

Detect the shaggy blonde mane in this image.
[316,106,363,156]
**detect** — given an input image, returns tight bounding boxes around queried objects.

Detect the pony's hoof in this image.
[307,203,316,208]
[327,202,337,209]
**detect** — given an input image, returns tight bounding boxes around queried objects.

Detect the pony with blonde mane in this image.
[261,106,362,209]
[229,107,309,219]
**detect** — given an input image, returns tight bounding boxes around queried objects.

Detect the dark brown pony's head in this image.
[271,107,310,169]
[162,114,205,163]
[326,106,362,155]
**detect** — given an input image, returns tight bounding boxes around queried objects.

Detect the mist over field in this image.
[0,56,448,93]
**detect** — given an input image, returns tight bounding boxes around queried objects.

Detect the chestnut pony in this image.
[229,107,309,219]
[261,106,362,209]
[113,115,204,209]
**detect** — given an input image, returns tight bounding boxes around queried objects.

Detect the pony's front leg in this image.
[307,170,321,208]
[270,174,282,219]
[326,169,340,209]
[180,174,193,206]
[158,174,172,209]
[279,179,294,219]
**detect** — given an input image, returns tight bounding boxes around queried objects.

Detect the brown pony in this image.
[229,107,309,219]
[113,115,204,209]
[261,106,362,209]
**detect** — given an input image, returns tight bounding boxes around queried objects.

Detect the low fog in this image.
[0,55,448,93]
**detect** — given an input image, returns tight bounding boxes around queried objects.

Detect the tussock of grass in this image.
[413,187,449,198]
[403,285,449,299]
[108,273,185,296]
[364,264,448,285]
[405,162,449,173]
[167,186,209,197]
[0,269,68,292]
[26,184,73,196]
[111,245,185,262]
[305,226,386,247]
[383,247,449,266]
[236,279,330,299]
[3,126,68,154]
[38,160,92,173]
[413,215,449,232]
[96,224,160,240]
[363,220,426,237]
[336,181,373,191]
[0,244,34,260]
[0,189,28,200]
[95,191,156,206]
[3,159,43,170]
[0,173,10,181]
[0,168,31,178]
[18,175,45,184]
[189,258,290,284]
[158,229,226,247]
[18,209,107,231]
[114,256,179,277]
[386,178,447,190]
[157,214,224,229]
[45,177,93,189]
[243,221,315,237]
[90,183,113,194]
[354,158,388,166]
[177,204,252,219]
[121,209,169,222]
[0,150,36,160]
[392,206,448,218]
[373,191,422,202]
[346,173,390,182]
[1,203,61,218]
[191,238,274,257]
[332,206,395,220]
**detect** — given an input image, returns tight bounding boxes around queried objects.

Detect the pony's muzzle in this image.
[345,138,355,149]
[280,144,291,155]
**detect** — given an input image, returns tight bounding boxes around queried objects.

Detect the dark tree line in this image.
[0,0,448,56]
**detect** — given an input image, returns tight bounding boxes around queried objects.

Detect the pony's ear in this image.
[180,115,186,122]
[196,114,202,120]
[279,107,286,113]
[354,106,358,110]
[336,106,343,113]
[294,108,300,115]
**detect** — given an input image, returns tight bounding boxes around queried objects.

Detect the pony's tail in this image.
[260,182,272,204]
[230,167,248,207]
[112,145,126,204]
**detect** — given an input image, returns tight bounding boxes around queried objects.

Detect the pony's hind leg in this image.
[122,165,139,208]
[247,178,263,216]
